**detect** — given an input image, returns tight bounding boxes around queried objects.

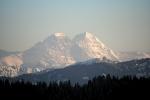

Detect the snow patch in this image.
[54,33,65,37]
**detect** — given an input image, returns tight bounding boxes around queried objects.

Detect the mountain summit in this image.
[53,32,65,37]
[0,32,119,75]
[22,32,118,71]
[1,32,149,77]
[22,33,75,70]
[72,32,118,62]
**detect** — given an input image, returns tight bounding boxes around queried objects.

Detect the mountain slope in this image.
[22,33,75,70]
[72,32,118,62]
[15,58,150,84]
[0,51,22,77]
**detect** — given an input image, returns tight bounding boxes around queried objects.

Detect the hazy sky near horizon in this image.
[0,0,150,52]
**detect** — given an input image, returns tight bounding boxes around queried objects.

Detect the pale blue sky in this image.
[0,0,150,52]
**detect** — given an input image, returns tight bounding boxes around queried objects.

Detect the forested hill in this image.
[0,75,150,100]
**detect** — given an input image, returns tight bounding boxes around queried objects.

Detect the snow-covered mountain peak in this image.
[83,32,94,38]
[74,32,107,49]
[72,32,119,61]
[75,32,95,40]
[75,32,104,44]
[22,32,75,70]
[1,32,150,77]
[53,32,65,37]
[42,32,67,44]
[47,33,66,40]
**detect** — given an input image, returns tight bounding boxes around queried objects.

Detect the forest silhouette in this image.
[0,75,150,100]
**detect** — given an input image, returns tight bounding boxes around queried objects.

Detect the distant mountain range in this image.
[0,32,150,77]
[117,51,150,61]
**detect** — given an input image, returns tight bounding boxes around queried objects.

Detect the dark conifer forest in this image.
[0,75,150,100]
